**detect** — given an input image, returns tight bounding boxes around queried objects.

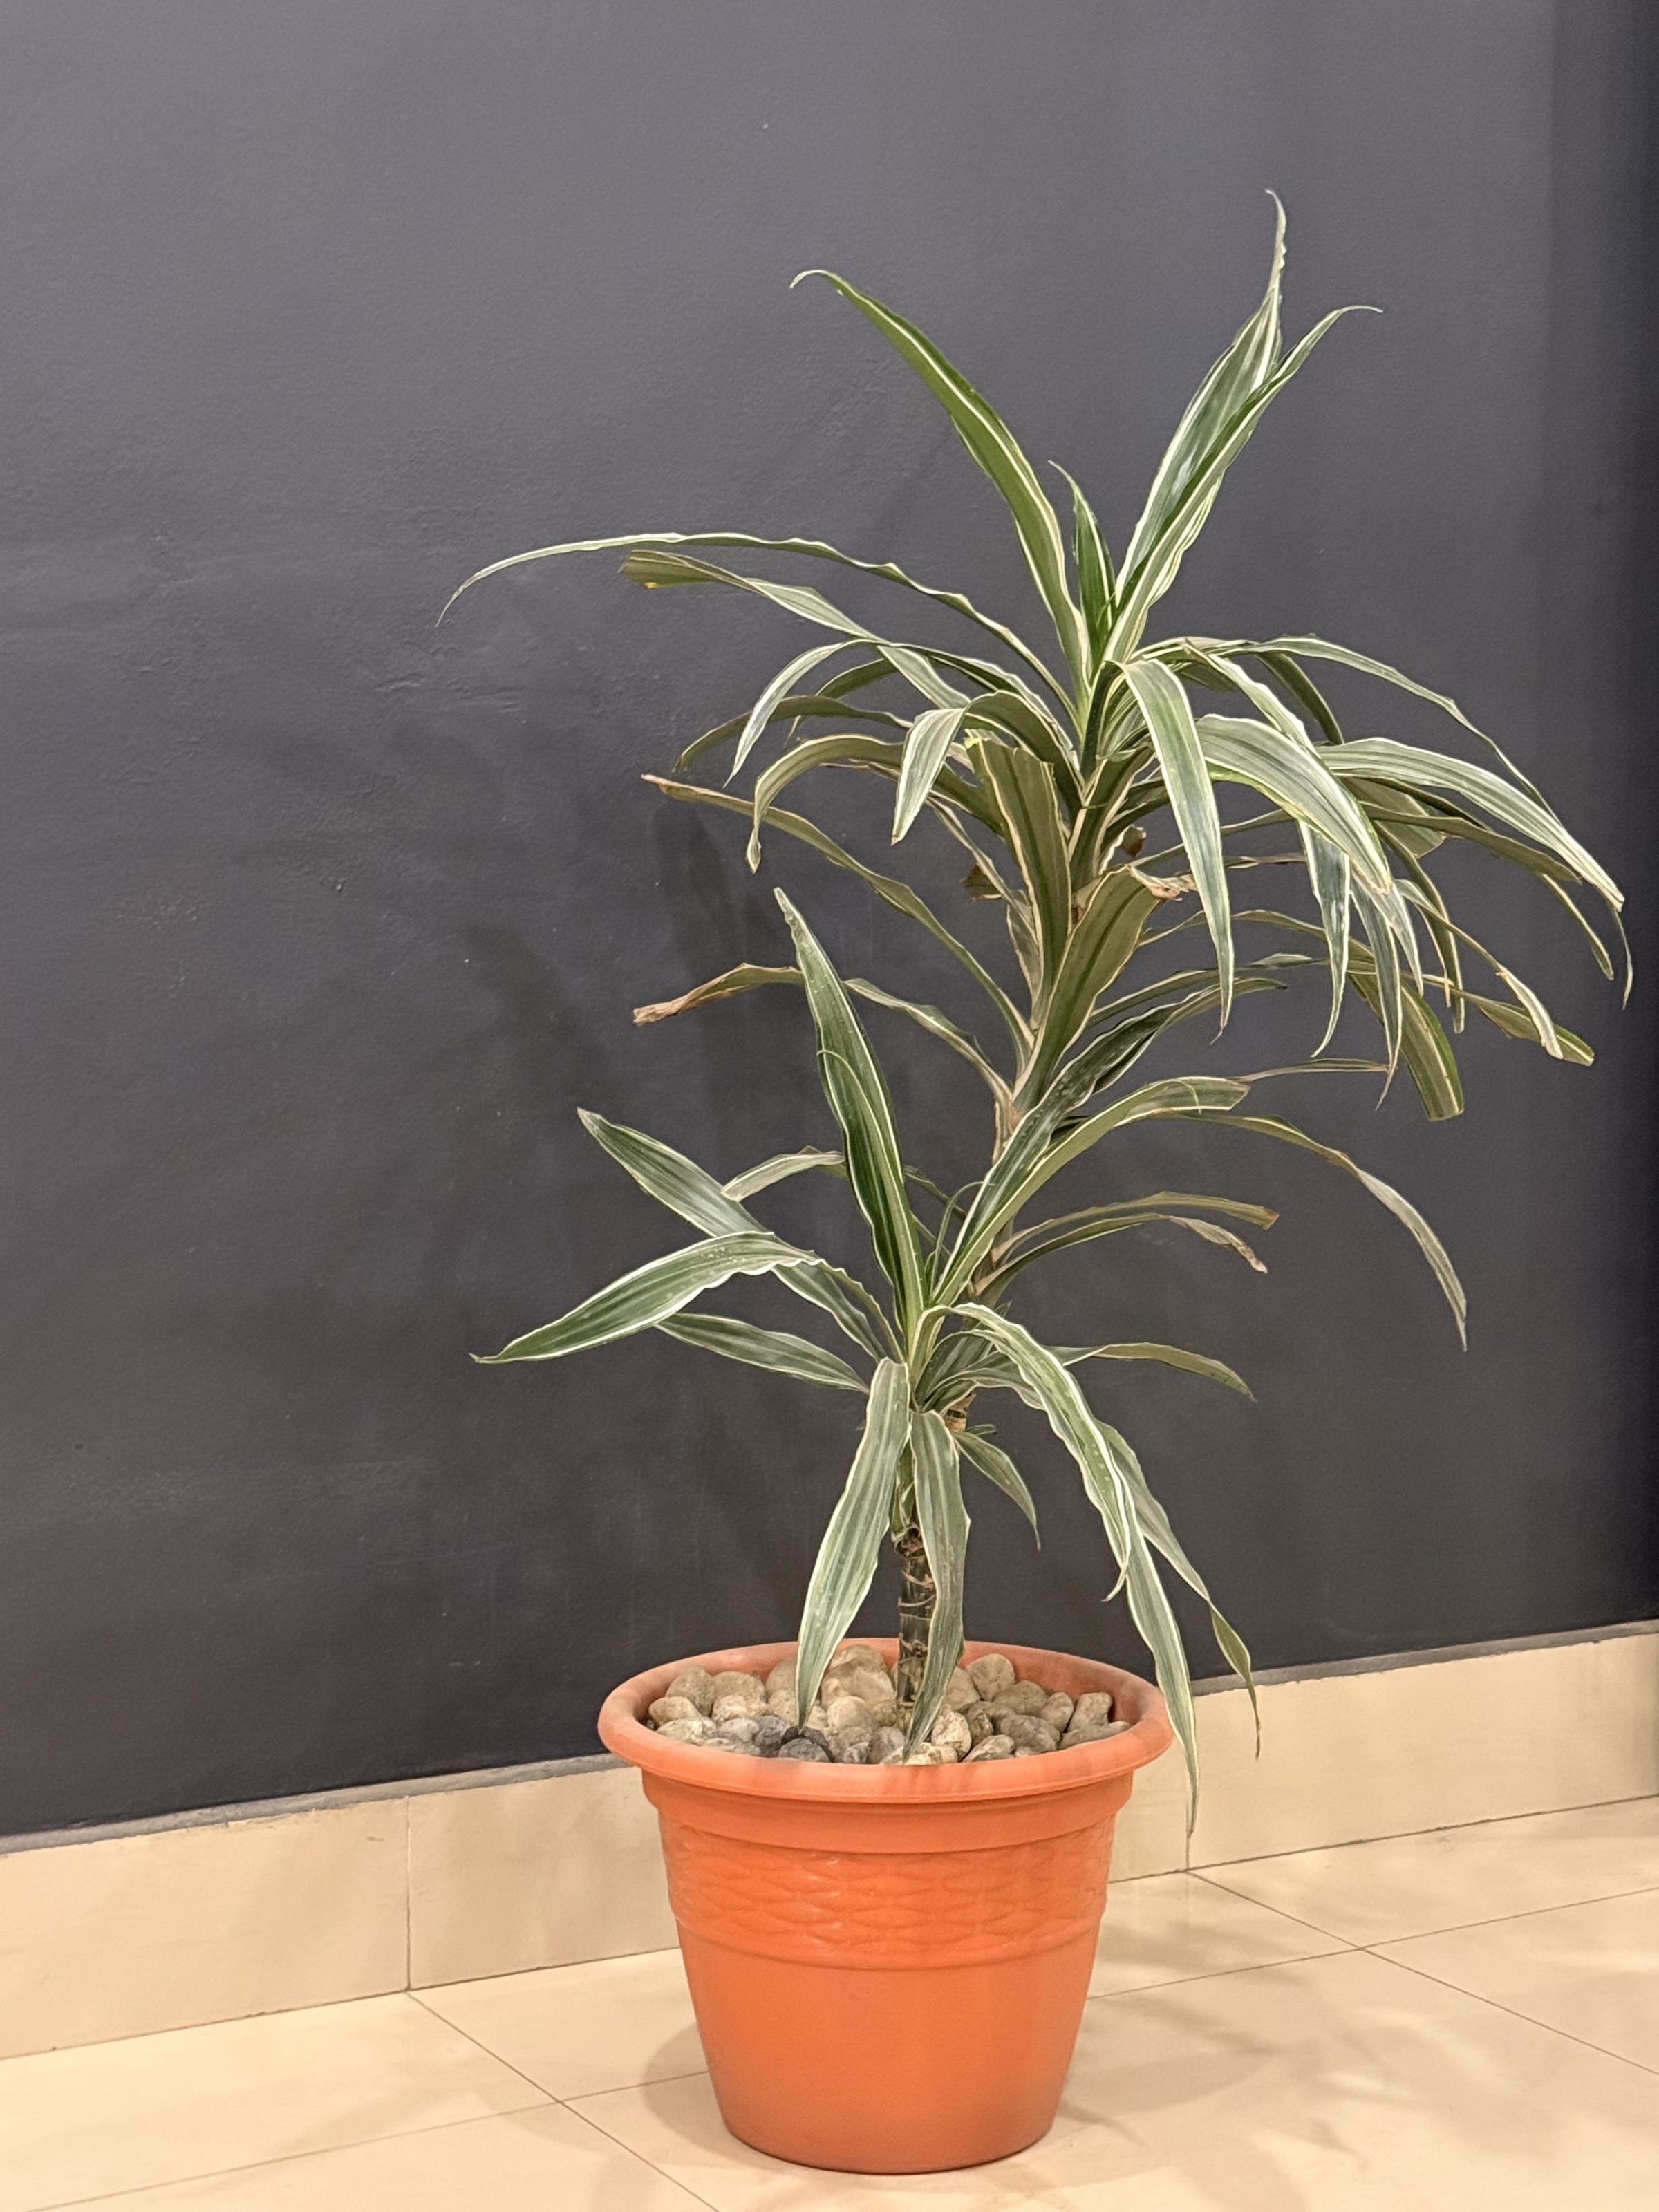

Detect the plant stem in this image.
[892,1524,936,1715]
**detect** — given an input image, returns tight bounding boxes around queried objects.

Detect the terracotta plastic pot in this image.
[599,1635,1173,2174]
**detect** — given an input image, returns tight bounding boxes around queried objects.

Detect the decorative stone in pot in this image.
[600,1636,1172,2175]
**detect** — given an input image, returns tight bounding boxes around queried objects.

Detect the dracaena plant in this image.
[453,206,1624,1797]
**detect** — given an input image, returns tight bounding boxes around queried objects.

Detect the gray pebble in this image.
[1000,1713,1061,1754]
[929,1707,973,1759]
[751,1714,791,1755]
[1062,1716,1132,1750]
[824,1695,875,1745]
[966,1652,1016,1698]
[655,1716,715,1745]
[868,1725,906,1765]
[964,1700,998,1743]
[666,1667,717,1715]
[1069,1690,1116,1729]
[648,1694,705,1729]
[830,1737,869,1764]
[943,1669,980,1712]
[765,1656,797,1700]
[1042,1691,1076,1734]
[989,1680,1049,1717]
[964,1733,1017,1761]
[776,1735,832,1763]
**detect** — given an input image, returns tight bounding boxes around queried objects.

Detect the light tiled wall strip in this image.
[2,1622,1653,2060]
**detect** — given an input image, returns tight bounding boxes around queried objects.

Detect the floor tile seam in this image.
[403,1989,563,2106]
[1083,1942,1347,2005]
[563,2090,728,2212]
[1195,1871,1659,1951]
[1189,1790,1659,1875]
[1355,1944,1659,2081]
[1185,1869,1364,1947]
[0,1990,424,2073]
[25,2103,572,2212]
[1357,1876,1659,1948]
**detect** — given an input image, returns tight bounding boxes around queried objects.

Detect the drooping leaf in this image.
[1300,827,1351,1053]
[656,1312,865,1391]
[794,270,1089,681]
[943,1075,1253,1297]
[906,1410,970,1747]
[633,965,798,1025]
[846,977,1009,1103]
[478,1232,806,1364]
[1194,715,1392,890]
[952,1305,1202,1806]
[645,776,1026,1045]
[794,1360,912,1719]
[722,1147,845,1200]
[956,1428,1040,1539]
[1199,1112,1467,1342]
[730,642,858,778]
[1326,740,1620,909]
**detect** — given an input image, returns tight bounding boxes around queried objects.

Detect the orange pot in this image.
[599,1635,1173,2174]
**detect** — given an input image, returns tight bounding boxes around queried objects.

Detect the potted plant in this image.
[449,205,1622,2173]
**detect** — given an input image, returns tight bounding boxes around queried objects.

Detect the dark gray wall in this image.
[1,1,1652,1833]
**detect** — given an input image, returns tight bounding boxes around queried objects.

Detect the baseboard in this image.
[3,1620,1654,2059]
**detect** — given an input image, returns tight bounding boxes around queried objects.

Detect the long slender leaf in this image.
[1194,715,1392,890]
[1326,740,1620,907]
[794,1360,912,1720]
[969,737,1074,984]
[846,977,1009,1101]
[777,894,925,1325]
[1300,827,1351,1053]
[943,1075,1251,1296]
[1055,465,1114,655]
[656,1312,865,1391]
[1199,1112,1467,1341]
[795,270,1089,681]
[478,1232,805,1363]
[722,1148,843,1200]
[956,1429,1040,1539]
[1121,196,1286,588]
[1109,304,1371,656]
[892,706,969,841]
[1125,661,1233,1023]
[906,1411,970,1747]
[633,965,798,1025]
[953,1305,1201,1806]
[645,776,1027,1044]
[577,1109,891,1354]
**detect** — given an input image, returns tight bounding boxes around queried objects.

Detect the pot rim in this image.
[598,1634,1174,1805]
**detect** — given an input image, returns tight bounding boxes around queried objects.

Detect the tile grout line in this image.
[1356,1940,1659,2081]
[1221,1866,1659,1955]
[403,1989,562,2108]
[402,1796,413,1995]
[1185,1868,1364,1947]
[1187,1790,1659,1875]
[567,2086,728,2212]
[30,2104,649,2212]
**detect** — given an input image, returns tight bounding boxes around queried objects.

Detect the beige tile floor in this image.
[8,1796,1659,2210]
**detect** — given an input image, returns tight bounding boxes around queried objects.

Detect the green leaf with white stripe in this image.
[957,1429,1040,1540]
[1125,659,1233,1024]
[795,270,1089,683]
[892,706,969,841]
[656,1313,865,1391]
[906,1410,970,1747]
[776,893,925,1327]
[794,1360,912,1719]
[952,1305,1202,1808]
[478,1232,807,1363]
